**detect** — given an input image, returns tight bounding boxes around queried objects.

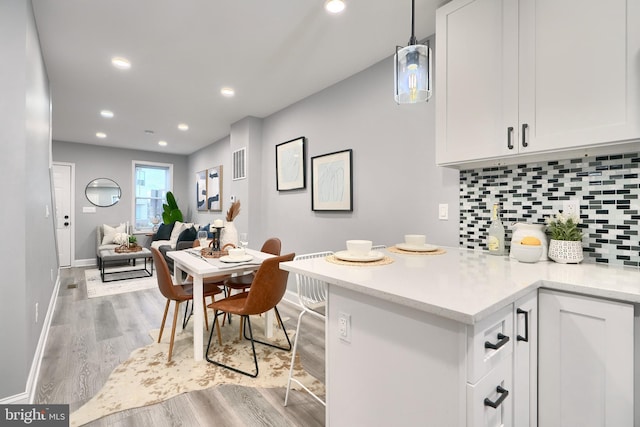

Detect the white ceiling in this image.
[32,0,446,155]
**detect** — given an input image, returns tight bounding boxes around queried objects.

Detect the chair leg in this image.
[205,314,259,378]
[243,306,292,352]
[203,297,209,331]
[158,299,170,343]
[182,300,192,329]
[215,310,222,345]
[168,301,181,362]
[284,309,326,407]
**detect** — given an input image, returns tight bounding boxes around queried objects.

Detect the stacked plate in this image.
[396,234,439,252]
[335,239,385,262]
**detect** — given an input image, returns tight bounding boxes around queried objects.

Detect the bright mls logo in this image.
[1,405,69,426]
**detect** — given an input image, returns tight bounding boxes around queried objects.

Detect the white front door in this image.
[53,163,73,267]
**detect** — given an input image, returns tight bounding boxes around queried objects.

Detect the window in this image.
[132,161,173,231]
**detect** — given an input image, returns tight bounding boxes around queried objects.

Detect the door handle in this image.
[484,333,509,350]
[507,127,514,150]
[517,308,528,342]
[64,215,69,219]
[521,123,529,147]
[64,222,69,226]
[484,386,509,408]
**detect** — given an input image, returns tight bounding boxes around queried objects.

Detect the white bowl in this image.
[510,242,542,263]
[228,247,246,259]
[346,240,373,256]
[404,234,426,246]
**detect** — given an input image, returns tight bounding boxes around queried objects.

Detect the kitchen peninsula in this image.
[281,247,640,426]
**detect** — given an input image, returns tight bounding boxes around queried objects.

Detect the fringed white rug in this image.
[70,315,324,426]
[84,267,157,298]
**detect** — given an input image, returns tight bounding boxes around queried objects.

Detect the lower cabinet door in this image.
[467,358,512,427]
[539,289,634,427]
[513,291,537,427]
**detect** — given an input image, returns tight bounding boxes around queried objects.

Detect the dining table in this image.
[167,247,275,361]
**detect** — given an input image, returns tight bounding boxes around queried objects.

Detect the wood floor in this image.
[35,267,326,426]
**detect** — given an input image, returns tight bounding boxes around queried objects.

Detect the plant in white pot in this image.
[545,211,584,263]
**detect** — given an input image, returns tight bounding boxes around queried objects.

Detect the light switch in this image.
[83,206,97,213]
[438,203,449,220]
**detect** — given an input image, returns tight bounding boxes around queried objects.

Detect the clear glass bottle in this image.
[487,202,505,256]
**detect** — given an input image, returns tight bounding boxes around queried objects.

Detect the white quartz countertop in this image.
[280,247,640,325]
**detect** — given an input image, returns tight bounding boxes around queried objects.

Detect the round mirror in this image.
[85,178,121,207]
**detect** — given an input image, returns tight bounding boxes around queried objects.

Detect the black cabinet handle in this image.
[522,123,529,147]
[507,126,514,150]
[484,333,509,350]
[517,308,528,342]
[484,386,509,408]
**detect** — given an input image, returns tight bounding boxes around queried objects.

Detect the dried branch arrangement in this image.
[226,200,241,222]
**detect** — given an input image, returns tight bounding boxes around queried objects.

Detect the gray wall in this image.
[256,37,460,256]
[0,0,58,399]
[52,141,190,262]
[185,36,460,268]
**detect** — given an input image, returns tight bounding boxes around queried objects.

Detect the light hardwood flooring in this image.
[35,267,326,426]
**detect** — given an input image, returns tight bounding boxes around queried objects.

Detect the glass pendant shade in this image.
[394,43,432,104]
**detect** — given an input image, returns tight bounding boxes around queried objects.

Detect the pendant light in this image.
[394,0,432,104]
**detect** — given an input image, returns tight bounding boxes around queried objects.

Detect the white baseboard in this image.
[25,269,61,403]
[74,258,96,267]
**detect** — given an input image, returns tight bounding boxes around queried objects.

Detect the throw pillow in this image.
[102,223,126,245]
[178,226,197,243]
[169,221,193,248]
[199,224,213,239]
[155,222,174,240]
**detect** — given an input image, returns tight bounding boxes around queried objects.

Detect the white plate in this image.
[334,250,385,262]
[219,254,253,263]
[395,243,439,252]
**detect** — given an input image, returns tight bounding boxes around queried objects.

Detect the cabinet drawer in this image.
[467,356,513,427]
[467,304,513,384]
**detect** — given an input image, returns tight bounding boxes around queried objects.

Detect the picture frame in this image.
[276,137,306,191]
[207,165,223,211]
[196,170,207,211]
[311,149,353,211]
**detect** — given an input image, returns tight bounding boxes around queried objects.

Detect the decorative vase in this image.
[221,221,238,248]
[548,239,583,264]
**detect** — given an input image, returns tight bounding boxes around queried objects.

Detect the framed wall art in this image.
[276,136,306,191]
[196,170,207,211]
[311,149,353,211]
[207,165,223,211]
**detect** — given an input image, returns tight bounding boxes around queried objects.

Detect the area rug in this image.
[70,316,324,426]
[84,267,157,298]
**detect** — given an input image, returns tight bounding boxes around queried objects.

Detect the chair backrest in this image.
[260,237,282,256]
[241,253,295,316]
[294,252,332,313]
[151,247,190,300]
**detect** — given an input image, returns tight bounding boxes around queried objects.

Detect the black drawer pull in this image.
[484,385,509,408]
[507,126,514,150]
[484,333,509,350]
[522,123,529,147]
[517,308,528,342]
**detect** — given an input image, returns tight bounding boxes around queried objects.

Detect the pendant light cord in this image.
[408,0,417,46]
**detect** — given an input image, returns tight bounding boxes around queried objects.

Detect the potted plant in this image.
[162,191,183,224]
[545,211,584,263]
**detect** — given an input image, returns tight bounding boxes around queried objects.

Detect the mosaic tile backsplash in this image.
[460,152,640,268]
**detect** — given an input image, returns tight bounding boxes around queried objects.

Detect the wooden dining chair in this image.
[151,248,223,362]
[223,237,281,293]
[205,252,295,377]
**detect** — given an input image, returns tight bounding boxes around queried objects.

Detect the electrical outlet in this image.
[563,199,580,217]
[338,312,351,343]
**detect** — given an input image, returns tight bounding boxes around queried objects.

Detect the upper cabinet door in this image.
[519,0,640,153]
[436,0,518,164]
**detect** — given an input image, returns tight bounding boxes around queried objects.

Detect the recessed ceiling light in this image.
[325,0,345,14]
[100,110,114,118]
[158,140,168,146]
[96,132,107,138]
[220,87,235,97]
[178,123,189,131]
[111,56,131,70]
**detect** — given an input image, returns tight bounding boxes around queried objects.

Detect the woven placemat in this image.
[325,254,395,266]
[387,246,447,255]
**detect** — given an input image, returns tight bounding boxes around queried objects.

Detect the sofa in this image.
[150,221,212,271]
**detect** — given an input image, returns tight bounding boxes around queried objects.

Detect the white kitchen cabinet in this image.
[436,0,640,167]
[512,292,537,427]
[538,289,634,427]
